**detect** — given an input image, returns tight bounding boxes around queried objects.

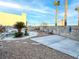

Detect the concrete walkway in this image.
[31,35,79,58]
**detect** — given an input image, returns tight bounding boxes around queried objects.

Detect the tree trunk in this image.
[55,6,58,26]
[18,28,21,33]
[78,11,79,26]
[64,0,68,26]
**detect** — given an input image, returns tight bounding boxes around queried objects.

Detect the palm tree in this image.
[64,0,68,26]
[54,0,60,26]
[75,7,79,26]
[14,22,25,33]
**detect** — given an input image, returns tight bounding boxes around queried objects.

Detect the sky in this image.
[0,0,79,26]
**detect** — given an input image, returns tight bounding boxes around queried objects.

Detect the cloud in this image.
[21,0,55,14]
[0,1,21,9]
[20,0,79,25]
[23,5,55,14]
[59,11,77,18]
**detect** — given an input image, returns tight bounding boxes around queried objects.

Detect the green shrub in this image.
[14,32,23,37]
[25,30,29,36]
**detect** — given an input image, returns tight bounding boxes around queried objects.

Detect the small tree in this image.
[14,22,25,37]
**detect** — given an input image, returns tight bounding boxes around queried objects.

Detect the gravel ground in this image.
[0,31,75,59]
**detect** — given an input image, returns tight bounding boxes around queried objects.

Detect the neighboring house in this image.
[0,12,26,26]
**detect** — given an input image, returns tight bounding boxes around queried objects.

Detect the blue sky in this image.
[0,0,79,26]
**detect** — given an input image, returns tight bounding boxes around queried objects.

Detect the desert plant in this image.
[25,28,29,36]
[14,22,25,37]
[14,32,23,37]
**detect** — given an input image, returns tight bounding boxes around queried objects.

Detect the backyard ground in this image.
[0,31,75,59]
